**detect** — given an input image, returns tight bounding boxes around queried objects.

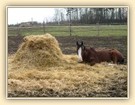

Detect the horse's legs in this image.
[89,57,96,66]
[110,51,118,64]
[112,56,118,64]
[90,61,96,66]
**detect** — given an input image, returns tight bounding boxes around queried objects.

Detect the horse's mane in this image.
[89,47,97,53]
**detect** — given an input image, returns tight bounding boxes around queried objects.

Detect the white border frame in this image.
[6,6,129,100]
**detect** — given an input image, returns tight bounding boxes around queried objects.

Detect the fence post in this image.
[69,23,72,36]
[69,10,72,36]
[17,23,21,36]
[97,22,100,36]
[43,21,46,34]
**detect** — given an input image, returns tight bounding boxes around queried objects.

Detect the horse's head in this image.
[76,41,85,62]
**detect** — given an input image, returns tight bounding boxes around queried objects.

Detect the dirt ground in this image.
[8,35,127,64]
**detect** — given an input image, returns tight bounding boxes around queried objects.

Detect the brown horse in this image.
[76,41,124,66]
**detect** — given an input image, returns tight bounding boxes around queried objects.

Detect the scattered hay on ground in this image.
[8,34,127,97]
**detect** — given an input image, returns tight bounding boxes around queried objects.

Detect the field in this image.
[8,25,127,36]
[7,25,128,98]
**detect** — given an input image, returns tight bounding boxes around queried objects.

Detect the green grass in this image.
[8,25,127,36]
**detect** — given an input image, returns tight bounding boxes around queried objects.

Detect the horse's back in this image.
[96,49,112,62]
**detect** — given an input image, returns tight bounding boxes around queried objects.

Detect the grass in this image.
[8,25,127,36]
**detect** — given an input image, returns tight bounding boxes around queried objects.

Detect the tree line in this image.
[52,8,127,25]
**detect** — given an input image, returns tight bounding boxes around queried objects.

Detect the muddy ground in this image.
[8,35,127,64]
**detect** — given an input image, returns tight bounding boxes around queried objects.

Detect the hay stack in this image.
[13,33,63,68]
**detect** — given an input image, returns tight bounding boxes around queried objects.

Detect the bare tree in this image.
[53,9,61,25]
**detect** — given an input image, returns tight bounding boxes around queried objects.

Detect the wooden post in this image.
[43,21,46,34]
[69,11,72,36]
[17,23,20,36]
[97,22,100,36]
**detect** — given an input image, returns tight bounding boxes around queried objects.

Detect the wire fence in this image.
[8,24,127,36]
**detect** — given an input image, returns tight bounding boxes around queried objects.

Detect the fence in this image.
[8,24,127,36]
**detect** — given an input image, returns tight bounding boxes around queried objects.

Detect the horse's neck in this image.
[82,48,89,53]
[82,47,95,56]
[90,47,97,52]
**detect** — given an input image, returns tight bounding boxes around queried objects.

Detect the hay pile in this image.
[12,33,64,68]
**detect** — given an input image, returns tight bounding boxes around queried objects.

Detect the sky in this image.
[8,8,57,25]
